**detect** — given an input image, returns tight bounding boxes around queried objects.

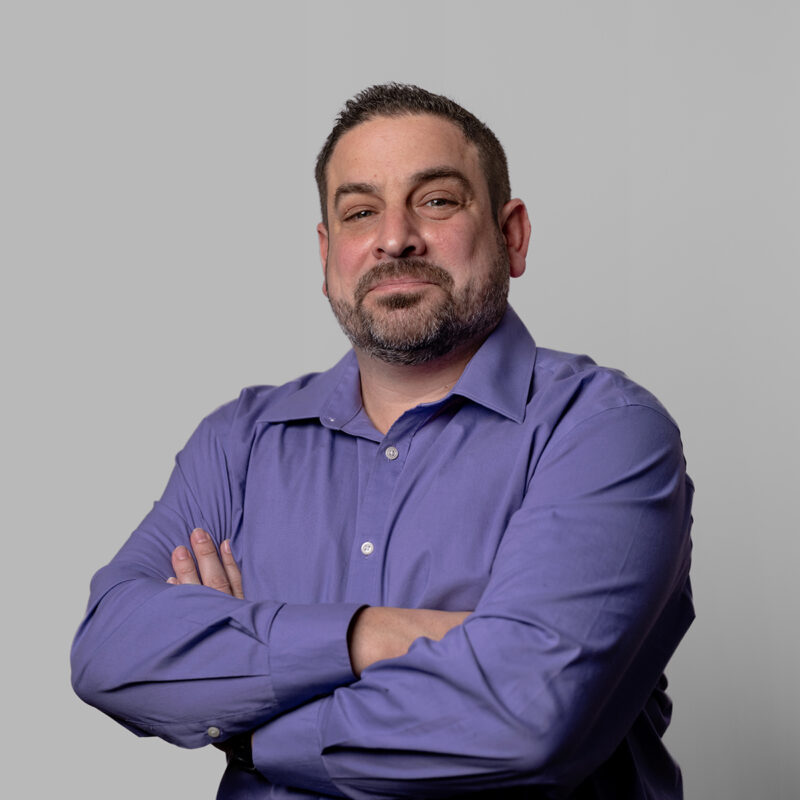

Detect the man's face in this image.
[319,114,516,365]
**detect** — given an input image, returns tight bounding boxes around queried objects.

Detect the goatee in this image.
[328,253,509,366]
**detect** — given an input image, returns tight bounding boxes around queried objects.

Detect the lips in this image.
[355,258,453,304]
[369,278,435,292]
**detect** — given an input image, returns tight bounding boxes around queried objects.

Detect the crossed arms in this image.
[169,527,469,678]
[71,400,694,797]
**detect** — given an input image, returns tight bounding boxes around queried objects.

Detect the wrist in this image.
[225,732,256,773]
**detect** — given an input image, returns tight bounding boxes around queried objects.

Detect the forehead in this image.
[326,114,483,195]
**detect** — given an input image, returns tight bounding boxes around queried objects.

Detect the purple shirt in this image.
[72,307,694,799]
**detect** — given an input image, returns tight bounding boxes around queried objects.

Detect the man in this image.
[72,83,694,799]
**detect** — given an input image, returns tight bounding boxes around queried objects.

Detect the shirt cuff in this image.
[253,697,341,796]
[268,603,362,710]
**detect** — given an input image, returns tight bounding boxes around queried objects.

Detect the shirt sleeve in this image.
[249,404,695,797]
[70,411,362,749]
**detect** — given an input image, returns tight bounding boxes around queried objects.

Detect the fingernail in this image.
[221,540,231,554]
[175,546,189,560]
[166,577,177,584]
[192,528,209,541]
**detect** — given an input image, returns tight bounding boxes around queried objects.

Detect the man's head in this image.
[315,83,511,228]
[317,85,530,366]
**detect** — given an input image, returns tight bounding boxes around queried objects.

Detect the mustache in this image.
[354,259,453,304]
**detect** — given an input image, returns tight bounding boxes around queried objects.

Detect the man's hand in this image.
[167,528,244,599]
[167,529,248,756]
[348,606,470,677]
[167,531,468,678]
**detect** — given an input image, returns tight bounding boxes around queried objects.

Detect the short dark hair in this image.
[315,83,511,226]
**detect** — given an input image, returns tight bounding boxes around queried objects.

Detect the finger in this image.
[189,528,233,595]
[220,540,245,599]
[171,545,201,585]
[166,576,178,585]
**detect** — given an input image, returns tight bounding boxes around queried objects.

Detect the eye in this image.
[419,194,461,219]
[425,197,455,208]
[344,209,375,222]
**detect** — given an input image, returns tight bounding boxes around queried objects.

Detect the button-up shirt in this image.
[72,307,694,799]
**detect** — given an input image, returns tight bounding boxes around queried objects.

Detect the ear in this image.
[498,199,531,278]
[317,222,329,296]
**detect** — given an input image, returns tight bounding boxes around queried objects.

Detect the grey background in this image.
[3,2,798,798]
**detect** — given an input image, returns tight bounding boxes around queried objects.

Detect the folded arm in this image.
[71,410,469,752]
[70,414,362,748]
[246,406,695,798]
[166,531,470,677]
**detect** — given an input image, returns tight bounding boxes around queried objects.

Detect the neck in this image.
[355,340,483,435]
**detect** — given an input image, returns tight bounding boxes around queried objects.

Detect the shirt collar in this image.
[257,305,536,427]
[447,305,535,424]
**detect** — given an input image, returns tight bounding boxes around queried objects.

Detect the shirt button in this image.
[384,446,399,461]
[361,541,374,556]
[207,726,221,739]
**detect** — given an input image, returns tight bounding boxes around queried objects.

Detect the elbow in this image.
[70,664,92,707]
[70,635,111,712]
[70,572,164,713]
[70,609,132,716]
[70,639,167,742]
[503,725,576,780]
[471,697,596,786]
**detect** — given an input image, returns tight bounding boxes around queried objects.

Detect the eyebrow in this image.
[333,182,378,209]
[409,166,473,191]
[332,167,474,210]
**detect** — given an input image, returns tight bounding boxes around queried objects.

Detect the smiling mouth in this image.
[369,278,437,293]
[354,258,454,304]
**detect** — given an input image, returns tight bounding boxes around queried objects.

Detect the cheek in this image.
[429,225,484,264]
[327,238,370,284]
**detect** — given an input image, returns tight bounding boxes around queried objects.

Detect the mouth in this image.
[368,278,437,294]
[354,259,453,304]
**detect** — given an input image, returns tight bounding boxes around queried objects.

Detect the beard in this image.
[327,243,510,366]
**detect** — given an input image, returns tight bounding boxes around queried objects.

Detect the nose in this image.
[372,207,426,261]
